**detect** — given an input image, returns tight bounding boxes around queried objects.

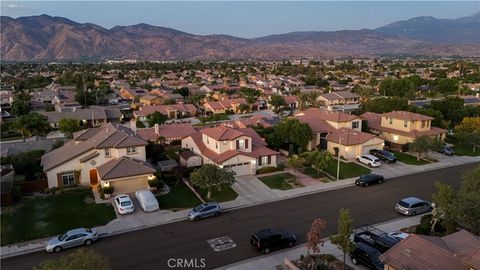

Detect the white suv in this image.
[356,155,381,167]
[114,194,135,214]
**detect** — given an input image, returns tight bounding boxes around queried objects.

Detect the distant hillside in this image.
[1,14,480,61]
[376,12,480,44]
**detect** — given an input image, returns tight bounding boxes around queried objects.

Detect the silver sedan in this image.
[45,228,98,252]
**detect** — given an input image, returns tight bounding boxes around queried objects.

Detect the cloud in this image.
[2,2,38,16]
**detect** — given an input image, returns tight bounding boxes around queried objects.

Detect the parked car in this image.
[114,194,134,214]
[356,155,381,167]
[135,189,159,212]
[355,174,384,187]
[387,231,410,241]
[395,197,432,216]
[46,228,98,252]
[350,242,384,270]
[250,228,296,254]
[369,149,398,163]
[439,145,455,156]
[188,202,221,221]
[353,226,400,253]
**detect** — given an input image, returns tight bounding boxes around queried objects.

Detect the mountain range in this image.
[1,13,479,61]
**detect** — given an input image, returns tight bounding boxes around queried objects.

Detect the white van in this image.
[135,190,159,212]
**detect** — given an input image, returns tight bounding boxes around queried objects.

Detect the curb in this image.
[1,160,478,259]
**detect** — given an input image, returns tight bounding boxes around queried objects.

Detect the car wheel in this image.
[351,257,358,265]
[263,248,270,254]
[288,241,294,248]
[194,216,200,221]
[214,212,221,217]
[84,239,93,246]
[411,211,416,216]
[365,183,369,187]
[378,179,383,184]
[356,158,360,162]
[368,163,372,167]
[53,246,62,253]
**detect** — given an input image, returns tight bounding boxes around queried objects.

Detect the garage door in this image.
[110,177,148,194]
[362,144,382,155]
[225,162,251,176]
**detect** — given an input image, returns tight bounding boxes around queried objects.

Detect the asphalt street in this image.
[2,163,477,270]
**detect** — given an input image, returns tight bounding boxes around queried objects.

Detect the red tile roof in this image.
[201,126,245,141]
[294,108,359,123]
[136,123,198,141]
[383,111,434,121]
[327,128,378,145]
[135,104,197,117]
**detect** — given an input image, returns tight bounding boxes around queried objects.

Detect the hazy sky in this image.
[2,1,479,38]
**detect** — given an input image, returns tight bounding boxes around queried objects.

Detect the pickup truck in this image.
[353,225,400,253]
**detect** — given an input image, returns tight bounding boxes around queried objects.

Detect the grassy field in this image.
[197,186,238,202]
[258,173,296,190]
[391,151,429,165]
[156,183,202,211]
[1,188,115,246]
[324,161,371,180]
[451,144,480,156]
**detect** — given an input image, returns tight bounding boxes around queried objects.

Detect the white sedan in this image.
[114,194,135,214]
[356,154,381,167]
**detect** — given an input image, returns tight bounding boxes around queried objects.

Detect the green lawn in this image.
[258,173,296,190]
[391,151,429,165]
[452,145,480,156]
[197,186,238,202]
[324,161,371,180]
[300,167,324,179]
[1,188,115,246]
[156,183,202,211]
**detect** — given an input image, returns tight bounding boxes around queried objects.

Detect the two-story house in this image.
[293,108,384,159]
[181,126,279,176]
[41,123,155,194]
[361,111,447,151]
[204,98,247,114]
[134,104,197,121]
[317,91,361,112]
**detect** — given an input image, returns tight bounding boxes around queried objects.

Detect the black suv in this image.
[250,228,296,254]
[350,242,384,270]
[355,174,384,187]
[369,149,397,163]
[354,226,400,253]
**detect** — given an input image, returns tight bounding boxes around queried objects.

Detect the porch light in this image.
[251,160,256,165]
[393,135,399,142]
[148,175,156,180]
[103,181,110,187]
[345,147,350,152]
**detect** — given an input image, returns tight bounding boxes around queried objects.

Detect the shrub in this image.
[148,178,159,188]
[102,186,114,194]
[170,140,181,145]
[415,214,446,235]
[2,150,45,181]
[256,166,279,174]
[276,163,285,171]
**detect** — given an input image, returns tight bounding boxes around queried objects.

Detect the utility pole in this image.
[337,136,342,180]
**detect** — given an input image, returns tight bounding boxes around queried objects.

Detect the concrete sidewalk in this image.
[1,155,478,259]
[216,215,423,270]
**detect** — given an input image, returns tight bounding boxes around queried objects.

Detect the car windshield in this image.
[398,200,410,208]
[383,151,394,157]
[372,256,384,268]
[58,233,68,241]
[120,201,131,207]
[193,205,204,212]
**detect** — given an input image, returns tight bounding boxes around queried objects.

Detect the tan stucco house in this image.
[181,125,279,176]
[204,98,247,114]
[317,90,361,112]
[361,111,447,151]
[41,123,156,194]
[293,108,384,159]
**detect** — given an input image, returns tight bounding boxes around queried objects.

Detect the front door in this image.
[89,169,98,185]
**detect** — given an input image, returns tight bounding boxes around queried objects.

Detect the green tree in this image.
[300,151,333,177]
[271,119,312,152]
[58,118,81,138]
[163,98,176,105]
[146,112,168,127]
[238,103,251,114]
[429,97,465,126]
[435,78,459,95]
[359,97,408,114]
[269,94,286,115]
[432,182,457,233]
[189,164,236,200]
[136,119,145,128]
[409,136,442,161]
[13,112,50,141]
[455,166,480,234]
[34,248,110,270]
[287,155,305,177]
[330,208,355,270]
[11,91,31,116]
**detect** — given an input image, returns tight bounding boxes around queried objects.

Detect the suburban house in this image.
[41,123,156,194]
[317,90,361,112]
[119,87,149,100]
[134,104,197,121]
[293,108,384,159]
[223,115,280,129]
[380,230,480,270]
[181,125,279,176]
[361,111,447,151]
[283,96,298,110]
[42,107,122,128]
[204,98,247,114]
[139,94,163,105]
[136,123,198,143]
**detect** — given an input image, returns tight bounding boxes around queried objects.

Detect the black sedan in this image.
[369,149,398,163]
[355,174,384,187]
[439,145,455,156]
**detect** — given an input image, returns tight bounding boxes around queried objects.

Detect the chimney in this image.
[154,123,160,135]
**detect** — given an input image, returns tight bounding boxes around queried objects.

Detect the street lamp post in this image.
[337,137,342,180]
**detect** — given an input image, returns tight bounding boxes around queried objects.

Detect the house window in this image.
[238,140,245,149]
[421,121,426,128]
[215,143,218,149]
[403,121,408,128]
[389,118,393,125]
[62,171,75,186]
[223,141,228,145]
[126,147,136,154]
[352,121,359,129]
[105,148,111,158]
[261,156,268,165]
